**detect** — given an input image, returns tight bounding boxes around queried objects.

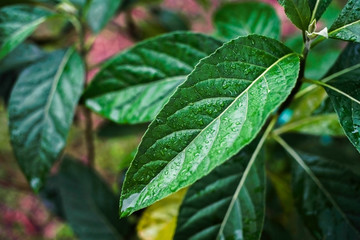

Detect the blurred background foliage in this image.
[0,0,352,239]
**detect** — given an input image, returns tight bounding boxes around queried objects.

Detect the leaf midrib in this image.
[92,75,186,99]
[330,19,360,36]
[128,52,295,210]
[2,17,46,46]
[275,136,360,236]
[37,49,74,161]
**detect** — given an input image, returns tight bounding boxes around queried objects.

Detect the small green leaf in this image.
[56,157,133,240]
[119,35,300,216]
[174,143,265,240]
[290,148,360,239]
[308,0,332,21]
[85,32,222,124]
[274,114,344,136]
[323,43,360,152]
[0,4,52,60]
[278,0,311,30]
[8,48,84,191]
[329,0,360,42]
[213,2,281,40]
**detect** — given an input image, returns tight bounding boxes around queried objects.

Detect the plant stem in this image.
[78,13,95,166]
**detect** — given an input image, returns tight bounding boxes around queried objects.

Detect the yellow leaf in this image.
[137,188,187,240]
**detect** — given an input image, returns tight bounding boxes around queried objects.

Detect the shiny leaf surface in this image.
[0,4,52,60]
[213,2,280,41]
[8,49,84,191]
[278,0,311,30]
[324,43,360,152]
[120,35,300,216]
[329,0,360,42]
[174,145,265,240]
[56,157,132,240]
[85,32,222,124]
[291,149,360,239]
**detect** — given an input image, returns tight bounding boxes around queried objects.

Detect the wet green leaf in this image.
[85,32,222,124]
[278,0,311,30]
[290,149,360,239]
[8,49,84,191]
[214,2,280,41]
[56,157,133,240]
[174,144,265,240]
[119,35,300,216]
[323,43,360,152]
[0,4,52,60]
[329,0,360,42]
[308,0,332,21]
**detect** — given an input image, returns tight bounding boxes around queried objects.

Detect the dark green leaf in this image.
[305,39,342,80]
[86,0,122,33]
[0,4,52,60]
[323,43,360,152]
[278,0,311,30]
[85,32,222,124]
[174,144,265,240]
[291,149,360,239]
[0,43,45,74]
[214,2,280,41]
[308,0,332,21]
[0,43,45,104]
[56,157,132,240]
[329,0,360,42]
[8,48,84,191]
[119,35,300,216]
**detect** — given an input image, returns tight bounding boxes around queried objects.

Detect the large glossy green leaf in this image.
[308,0,332,21]
[55,157,132,240]
[0,4,52,60]
[174,143,265,240]
[119,35,300,216]
[8,48,84,191]
[213,2,280,41]
[85,32,222,124]
[278,0,311,30]
[323,43,360,152]
[329,0,360,42]
[290,148,360,239]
